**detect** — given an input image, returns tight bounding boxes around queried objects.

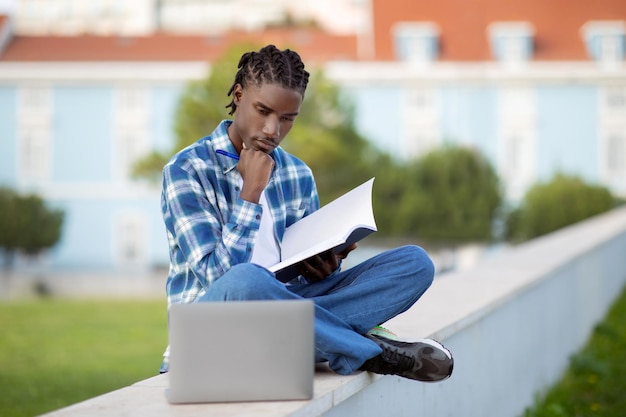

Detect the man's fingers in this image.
[296,253,339,282]
[297,260,323,282]
[337,243,358,259]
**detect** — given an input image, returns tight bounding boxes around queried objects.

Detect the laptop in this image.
[166,299,315,403]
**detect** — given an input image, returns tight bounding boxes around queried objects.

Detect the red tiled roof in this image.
[3,0,625,64]
[373,0,626,61]
[0,28,358,64]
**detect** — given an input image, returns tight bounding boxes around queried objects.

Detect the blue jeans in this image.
[197,245,434,375]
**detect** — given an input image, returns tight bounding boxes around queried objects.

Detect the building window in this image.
[605,87,626,109]
[600,85,626,194]
[600,36,620,63]
[502,132,531,178]
[113,86,149,180]
[113,129,149,180]
[17,86,52,183]
[487,22,535,67]
[392,22,439,65]
[606,134,625,175]
[402,88,440,158]
[19,87,50,112]
[405,132,440,158]
[18,126,51,181]
[114,212,146,268]
[18,86,52,120]
[497,88,537,201]
[601,132,626,195]
[499,129,535,201]
[114,86,147,123]
[581,21,625,68]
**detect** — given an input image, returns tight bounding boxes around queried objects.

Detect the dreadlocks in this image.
[226,45,310,115]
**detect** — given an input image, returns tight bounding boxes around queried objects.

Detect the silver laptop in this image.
[166,299,315,403]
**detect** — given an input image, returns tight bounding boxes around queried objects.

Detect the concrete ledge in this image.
[43,206,626,417]
[43,366,381,417]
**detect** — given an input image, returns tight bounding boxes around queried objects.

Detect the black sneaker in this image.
[360,334,453,382]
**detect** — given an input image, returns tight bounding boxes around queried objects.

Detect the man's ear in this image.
[232,84,243,105]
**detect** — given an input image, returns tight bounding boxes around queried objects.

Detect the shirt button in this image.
[235,186,240,191]
[255,214,261,220]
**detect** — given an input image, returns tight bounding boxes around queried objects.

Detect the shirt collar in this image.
[211,120,239,172]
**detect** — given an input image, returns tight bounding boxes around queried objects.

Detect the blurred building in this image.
[0,3,359,273]
[332,0,626,202]
[11,0,369,36]
[0,0,625,273]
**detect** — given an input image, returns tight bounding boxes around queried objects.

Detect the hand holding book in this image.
[296,243,358,282]
[269,178,377,282]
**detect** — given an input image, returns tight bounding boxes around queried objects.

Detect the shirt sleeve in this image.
[161,162,261,290]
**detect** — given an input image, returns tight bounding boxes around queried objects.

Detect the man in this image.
[160,44,453,382]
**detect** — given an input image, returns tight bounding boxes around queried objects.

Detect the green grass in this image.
[523,284,626,417]
[0,299,167,417]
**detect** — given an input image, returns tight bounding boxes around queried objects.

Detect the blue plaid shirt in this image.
[161,120,319,305]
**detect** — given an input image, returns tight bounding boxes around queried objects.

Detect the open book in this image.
[269,178,377,282]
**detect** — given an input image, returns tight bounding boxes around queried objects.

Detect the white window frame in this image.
[112,86,150,180]
[602,85,626,119]
[497,88,537,201]
[18,85,52,123]
[113,211,147,268]
[487,22,535,68]
[581,21,626,69]
[606,133,626,176]
[401,87,440,158]
[18,125,51,182]
[112,127,150,180]
[392,22,439,66]
[501,37,526,65]
[17,85,53,183]
[599,85,626,194]
[114,86,148,127]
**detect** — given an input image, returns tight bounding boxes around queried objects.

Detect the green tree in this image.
[280,70,385,204]
[0,187,64,269]
[376,145,503,244]
[171,44,258,154]
[506,173,615,242]
[132,44,258,181]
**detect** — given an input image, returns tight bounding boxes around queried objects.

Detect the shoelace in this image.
[376,345,416,374]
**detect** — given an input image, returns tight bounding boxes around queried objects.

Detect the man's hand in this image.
[296,243,357,282]
[238,146,274,203]
[336,243,358,260]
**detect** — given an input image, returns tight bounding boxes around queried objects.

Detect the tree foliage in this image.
[172,44,259,153]
[505,173,615,242]
[280,70,385,203]
[373,145,502,244]
[0,187,64,268]
[132,44,258,180]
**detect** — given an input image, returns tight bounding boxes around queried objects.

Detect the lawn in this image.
[523,283,626,417]
[0,299,168,417]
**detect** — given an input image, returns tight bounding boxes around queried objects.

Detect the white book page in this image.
[268,178,376,274]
